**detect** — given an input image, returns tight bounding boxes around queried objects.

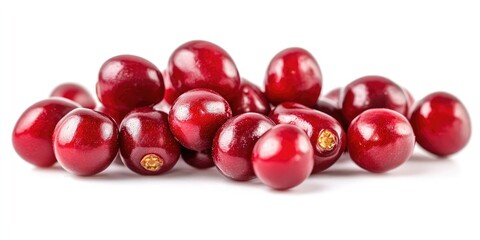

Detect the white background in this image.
[1,0,479,239]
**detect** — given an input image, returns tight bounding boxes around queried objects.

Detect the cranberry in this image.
[340,75,408,123]
[348,109,415,173]
[265,47,322,107]
[252,124,314,190]
[12,98,80,167]
[161,70,181,105]
[50,83,96,109]
[314,99,348,131]
[169,89,232,151]
[181,147,214,169]
[270,102,346,173]
[167,40,240,101]
[410,92,471,156]
[96,55,164,112]
[119,107,180,175]
[95,104,129,125]
[324,87,341,104]
[53,108,119,176]
[212,113,275,181]
[229,79,270,116]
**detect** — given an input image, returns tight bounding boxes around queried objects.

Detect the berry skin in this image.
[95,104,129,125]
[53,108,119,176]
[229,79,271,116]
[51,83,96,109]
[119,107,180,175]
[265,47,322,107]
[323,87,341,104]
[96,55,164,112]
[12,98,80,167]
[340,75,408,123]
[167,40,240,101]
[270,102,346,173]
[410,92,471,157]
[348,109,415,173]
[314,99,348,131]
[252,124,314,190]
[181,147,215,169]
[162,70,181,105]
[212,113,275,181]
[169,89,232,151]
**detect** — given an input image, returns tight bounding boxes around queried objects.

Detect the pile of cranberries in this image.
[12,40,472,190]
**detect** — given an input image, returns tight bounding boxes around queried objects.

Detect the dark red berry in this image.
[252,124,314,190]
[181,147,214,169]
[348,109,415,173]
[167,40,240,101]
[324,87,341,104]
[53,108,119,176]
[96,55,164,112]
[95,104,129,125]
[410,92,471,157]
[212,113,275,181]
[12,98,80,167]
[265,47,322,107]
[169,89,232,151]
[229,79,270,116]
[340,75,408,123]
[270,102,346,173]
[119,107,180,175]
[50,83,96,109]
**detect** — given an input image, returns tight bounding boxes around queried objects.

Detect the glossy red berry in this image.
[212,113,275,181]
[265,47,322,107]
[167,40,240,101]
[95,104,129,125]
[96,55,164,112]
[324,87,341,104]
[12,98,80,167]
[348,109,415,173]
[270,102,346,173]
[340,75,408,123]
[53,108,119,176]
[252,124,314,190]
[169,89,232,151]
[51,83,96,109]
[119,107,180,175]
[181,147,214,169]
[410,92,471,157]
[229,79,270,116]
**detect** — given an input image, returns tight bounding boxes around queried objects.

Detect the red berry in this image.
[348,109,415,173]
[167,40,240,101]
[324,87,341,104]
[340,75,408,123]
[270,102,346,173]
[96,55,164,112]
[229,79,270,116]
[169,89,232,151]
[95,104,129,125]
[410,92,471,156]
[265,47,322,107]
[50,83,96,109]
[212,113,275,181]
[314,99,348,131]
[12,98,80,167]
[119,107,180,175]
[252,124,314,190]
[181,147,215,169]
[161,70,181,105]
[53,108,119,176]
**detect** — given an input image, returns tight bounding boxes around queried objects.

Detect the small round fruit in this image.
[212,113,275,181]
[229,79,270,116]
[265,47,322,107]
[96,55,164,112]
[51,83,96,109]
[167,40,240,101]
[410,92,471,156]
[270,102,346,173]
[340,75,408,123]
[53,108,118,176]
[348,109,415,173]
[119,107,180,175]
[12,98,80,167]
[252,124,314,190]
[181,147,214,169]
[169,89,232,151]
